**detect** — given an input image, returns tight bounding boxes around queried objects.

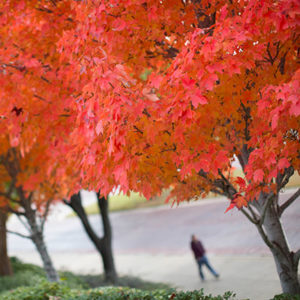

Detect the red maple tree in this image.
[58,0,300,294]
[0,0,79,281]
[1,0,299,294]
[0,1,119,283]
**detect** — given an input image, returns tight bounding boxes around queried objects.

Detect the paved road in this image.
[7,189,300,300]
[8,190,300,255]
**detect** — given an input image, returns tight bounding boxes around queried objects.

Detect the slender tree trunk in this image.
[262,206,299,293]
[30,230,59,282]
[25,207,59,282]
[97,194,117,283]
[65,192,118,284]
[236,149,299,294]
[2,151,58,281]
[100,240,117,283]
[0,211,13,276]
[254,194,300,294]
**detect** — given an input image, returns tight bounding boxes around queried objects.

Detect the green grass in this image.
[0,257,170,295]
[71,189,170,216]
[80,172,300,216]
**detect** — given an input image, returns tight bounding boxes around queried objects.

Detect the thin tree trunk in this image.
[262,206,299,294]
[0,211,13,276]
[237,149,300,294]
[254,194,300,294]
[65,192,118,284]
[25,206,59,282]
[31,230,59,282]
[97,194,117,283]
[1,150,58,281]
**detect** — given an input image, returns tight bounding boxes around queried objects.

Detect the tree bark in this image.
[97,194,118,283]
[31,230,59,282]
[236,148,300,294]
[65,192,118,284]
[25,205,59,282]
[0,211,13,276]
[254,194,300,294]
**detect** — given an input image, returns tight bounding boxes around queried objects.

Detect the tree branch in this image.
[277,166,294,191]
[210,188,227,197]
[259,193,275,226]
[0,192,21,204]
[247,202,260,221]
[7,229,31,239]
[278,188,300,217]
[293,249,300,266]
[240,207,259,224]
[4,205,25,216]
[237,144,251,172]
[96,192,111,242]
[64,194,101,244]
[216,170,237,200]
[16,214,31,233]
[255,223,274,249]
[41,200,52,232]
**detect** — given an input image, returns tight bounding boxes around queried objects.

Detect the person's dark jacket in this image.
[191,240,206,259]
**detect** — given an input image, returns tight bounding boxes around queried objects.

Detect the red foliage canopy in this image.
[0,0,299,211]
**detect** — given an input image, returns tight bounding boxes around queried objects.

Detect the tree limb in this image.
[0,192,21,204]
[41,200,52,232]
[255,223,274,250]
[64,194,101,245]
[7,229,31,239]
[16,214,32,233]
[277,166,294,191]
[210,188,227,197]
[259,193,275,226]
[247,202,260,221]
[278,188,300,217]
[240,207,259,224]
[293,249,300,266]
[4,206,25,216]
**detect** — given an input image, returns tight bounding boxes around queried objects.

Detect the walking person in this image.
[191,234,220,281]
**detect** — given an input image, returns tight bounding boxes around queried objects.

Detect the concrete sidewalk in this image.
[11,251,281,300]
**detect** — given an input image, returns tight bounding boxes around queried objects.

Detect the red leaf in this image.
[225,202,235,213]
[202,73,218,91]
[234,195,248,209]
[278,158,290,170]
[182,77,195,89]
[235,177,246,189]
[95,120,103,135]
[150,74,163,89]
[271,113,279,130]
[253,169,264,183]
[190,93,208,108]
[194,159,210,173]
[112,18,127,31]
[289,101,300,116]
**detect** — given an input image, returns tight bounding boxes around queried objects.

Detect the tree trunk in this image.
[31,231,59,282]
[65,192,118,284]
[25,207,59,282]
[97,194,118,283]
[236,149,299,294]
[254,194,300,294]
[100,240,117,283]
[262,204,299,294]
[0,211,13,276]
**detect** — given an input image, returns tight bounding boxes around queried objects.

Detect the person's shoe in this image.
[215,274,220,279]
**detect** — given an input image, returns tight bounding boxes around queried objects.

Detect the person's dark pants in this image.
[196,255,219,280]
